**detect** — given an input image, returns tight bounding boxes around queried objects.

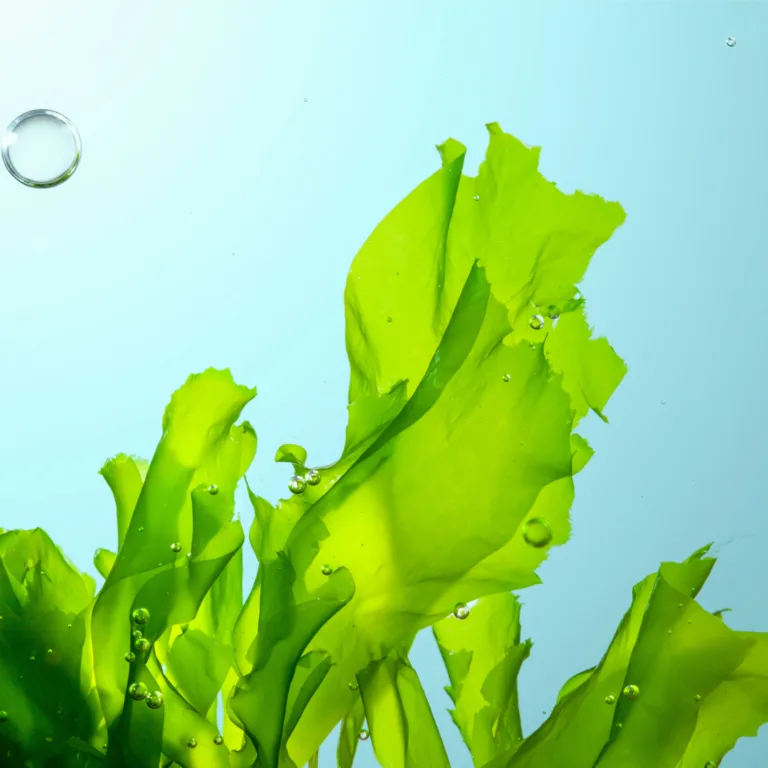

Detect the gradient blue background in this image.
[1,1,766,765]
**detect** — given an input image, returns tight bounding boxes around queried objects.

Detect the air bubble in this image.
[288,476,306,494]
[129,682,148,701]
[622,684,640,700]
[725,36,736,47]
[134,637,151,653]
[1,109,82,188]
[522,518,553,548]
[453,603,470,620]
[132,608,150,625]
[146,691,164,710]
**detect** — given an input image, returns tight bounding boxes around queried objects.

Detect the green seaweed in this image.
[1,124,766,768]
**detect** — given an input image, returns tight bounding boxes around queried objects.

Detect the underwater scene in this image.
[0,2,766,767]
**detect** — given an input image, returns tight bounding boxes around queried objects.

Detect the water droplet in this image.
[704,762,717,768]
[138,526,145,532]
[622,684,640,700]
[1,109,82,188]
[303,97,308,102]
[522,518,553,548]
[129,682,148,701]
[667,629,673,634]
[187,738,197,748]
[349,682,359,692]
[358,729,370,741]
[694,693,702,702]
[170,541,182,553]
[605,694,616,705]
[677,603,683,608]
[132,608,150,625]
[321,564,333,576]
[546,305,560,320]
[146,691,164,710]
[288,475,306,494]
[29,655,35,662]
[725,36,736,47]
[529,314,545,330]
[124,652,135,663]
[132,629,143,641]
[615,722,623,729]
[208,484,219,495]
[386,316,393,323]
[453,603,470,620]
[305,469,321,486]
[134,637,151,653]
[213,734,224,746]
[502,373,511,382]
[0,710,7,721]
[67,623,72,629]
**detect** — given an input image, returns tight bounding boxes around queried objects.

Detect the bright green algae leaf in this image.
[433,593,532,767]
[235,124,629,765]
[356,645,451,768]
[0,529,102,766]
[479,546,768,768]
[89,368,257,767]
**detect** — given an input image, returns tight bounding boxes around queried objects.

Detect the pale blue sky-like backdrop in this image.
[0,1,766,766]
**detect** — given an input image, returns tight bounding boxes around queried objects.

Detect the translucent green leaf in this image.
[358,646,450,768]
[433,593,531,766]
[0,529,102,764]
[90,368,256,767]
[481,547,768,768]
[336,696,366,768]
[259,125,628,765]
